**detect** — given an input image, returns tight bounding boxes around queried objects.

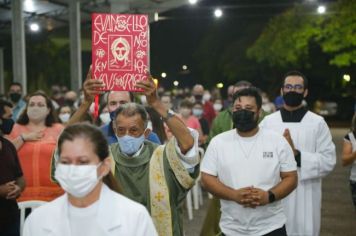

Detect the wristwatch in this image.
[162,109,175,122]
[268,190,276,203]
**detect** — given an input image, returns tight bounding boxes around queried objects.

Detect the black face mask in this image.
[283,92,304,107]
[0,118,14,135]
[194,95,203,101]
[232,109,258,132]
[9,93,21,103]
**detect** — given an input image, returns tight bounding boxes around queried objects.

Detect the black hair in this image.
[283,70,308,89]
[9,82,23,90]
[179,99,194,109]
[57,123,122,194]
[145,106,168,144]
[232,87,262,109]
[234,80,252,88]
[0,99,13,117]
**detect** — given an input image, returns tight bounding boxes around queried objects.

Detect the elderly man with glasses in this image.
[260,71,336,236]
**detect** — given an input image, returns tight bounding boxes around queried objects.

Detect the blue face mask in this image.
[116,134,145,156]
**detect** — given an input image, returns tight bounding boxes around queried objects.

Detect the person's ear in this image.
[303,89,308,98]
[99,157,111,177]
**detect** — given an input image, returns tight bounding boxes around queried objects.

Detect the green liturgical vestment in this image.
[110,139,199,236]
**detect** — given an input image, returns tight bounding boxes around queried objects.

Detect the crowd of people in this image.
[0,68,354,236]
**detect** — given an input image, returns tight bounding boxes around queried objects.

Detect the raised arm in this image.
[136,78,194,154]
[67,66,105,125]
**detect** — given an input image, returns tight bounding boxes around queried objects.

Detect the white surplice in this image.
[260,110,336,236]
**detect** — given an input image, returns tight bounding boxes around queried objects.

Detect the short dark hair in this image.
[283,70,308,89]
[9,82,22,89]
[0,99,13,118]
[17,91,58,126]
[114,103,148,128]
[233,87,262,109]
[179,99,194,109]
[234,80,252,88]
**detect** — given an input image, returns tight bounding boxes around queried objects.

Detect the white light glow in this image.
[317,5,326,14]
[161,72,167,78]
[182,65,188,70]
[154,12,159,22]
[24,0,35,12]
[189,0,198,5]
[343,74,351,82]
[29,23,40,32]
[214,8,223,18]
[216,83,224,89]
[173,81,179,86]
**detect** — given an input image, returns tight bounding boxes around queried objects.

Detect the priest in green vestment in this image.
[59,73,200,236]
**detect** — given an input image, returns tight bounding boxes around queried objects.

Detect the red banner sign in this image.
[92,13,149,91]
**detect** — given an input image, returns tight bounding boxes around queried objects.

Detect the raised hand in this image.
[135,76,158,106]
[83,65,105,103]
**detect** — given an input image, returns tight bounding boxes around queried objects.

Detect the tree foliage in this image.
[247,0,356,68]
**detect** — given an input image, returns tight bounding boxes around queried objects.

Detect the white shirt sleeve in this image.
[277,137,297,172]
[200,138,219,176]
[175,128,200,169]
[300,120,336,180]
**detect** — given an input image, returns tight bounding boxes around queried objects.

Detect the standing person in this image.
[76,73,200,236]
[200,80,253,236]
[201,87,297,236]
[260,71,336,236]
[8,82,26,122]
[192,84,216,126]
[6,92,64,201]
[192,101,210,147]
[178,99,204,146]
[0,99,25,236]
[341,113,356,210]
[24,123,157,236]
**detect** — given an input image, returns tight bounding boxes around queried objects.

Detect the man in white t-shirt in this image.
[201,87,298,236]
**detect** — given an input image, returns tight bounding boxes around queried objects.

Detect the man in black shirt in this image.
[0,99,25,236]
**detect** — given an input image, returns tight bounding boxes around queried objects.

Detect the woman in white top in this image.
[342,113,356,210]
[23,123,158,236]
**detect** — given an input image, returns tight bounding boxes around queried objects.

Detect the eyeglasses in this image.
[283,84,304,91]
[114,126,143,137]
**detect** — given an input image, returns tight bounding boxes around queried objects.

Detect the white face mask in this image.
[99,112,111,125]
[203,93,211,102]
[55,163,102,198]
[27,106,48,122]
[59,113,70,123]
[213,103,222,112]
